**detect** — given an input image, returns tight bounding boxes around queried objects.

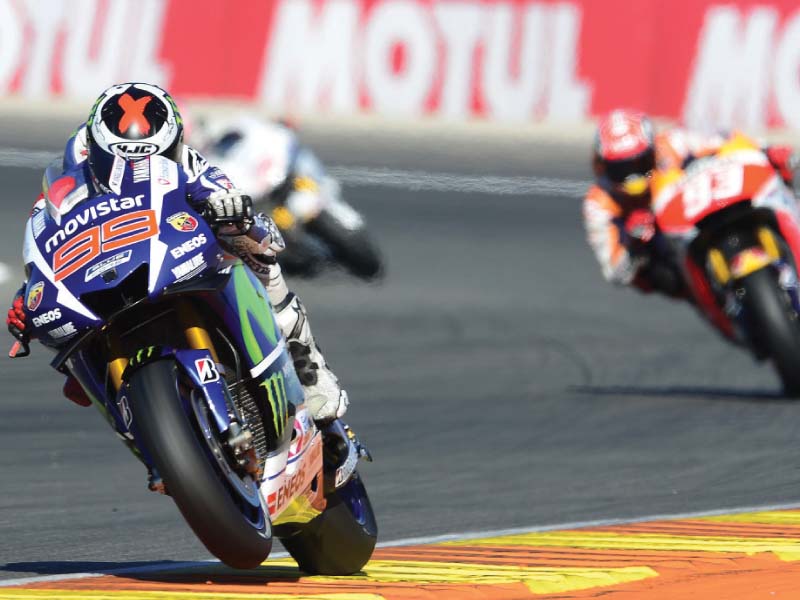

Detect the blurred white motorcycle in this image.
[196,114,383,280]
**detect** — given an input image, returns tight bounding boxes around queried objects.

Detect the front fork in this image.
[103,299,261,482]
[704,226,800,344]
[106,298,220,392]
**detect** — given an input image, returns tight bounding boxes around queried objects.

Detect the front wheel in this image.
[128,360,272,568]
[306,210,384,281]
[280,473,377,575]
[740,268,800,395]
[276,223,329,278]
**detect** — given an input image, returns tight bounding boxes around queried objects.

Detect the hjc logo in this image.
[110,142,158,156]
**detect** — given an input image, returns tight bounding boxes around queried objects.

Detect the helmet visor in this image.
[605,149,655,185]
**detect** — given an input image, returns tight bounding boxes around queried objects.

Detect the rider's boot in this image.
[273,291,349,423]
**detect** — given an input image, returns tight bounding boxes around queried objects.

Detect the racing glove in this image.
[6,285,29,348]
[245,213,286,257]
[225,213,287,276]
[204,189,254,234]
[624,209,657,245]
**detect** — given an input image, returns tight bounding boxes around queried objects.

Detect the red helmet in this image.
[593,110,655,195]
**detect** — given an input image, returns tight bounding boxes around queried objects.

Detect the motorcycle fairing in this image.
[23,157,221,348]
[213,263,306,441]
[654,155,774,236]
[656,147,800,350]
[262,406,326,526]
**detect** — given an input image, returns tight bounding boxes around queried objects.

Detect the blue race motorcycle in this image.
[13,155,376,572]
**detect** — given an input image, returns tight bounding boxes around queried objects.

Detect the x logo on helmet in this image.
[118,93,152,135]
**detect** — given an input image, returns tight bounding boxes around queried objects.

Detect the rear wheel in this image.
[280,473,377,575]
[740,268,800,395]
[128,360,272,568]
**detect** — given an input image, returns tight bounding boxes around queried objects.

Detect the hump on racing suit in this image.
[62,123,236,207]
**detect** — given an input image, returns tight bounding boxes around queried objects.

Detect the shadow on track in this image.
[1,561,318,584]
[570,384,790,403]
[2,561,165,576]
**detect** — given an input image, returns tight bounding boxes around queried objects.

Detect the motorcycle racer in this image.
[583,109,796,297]
[191,113,384,281]
[194,114,333,258]
[6,82,348,427]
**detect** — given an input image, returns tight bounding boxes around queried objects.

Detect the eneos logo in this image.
[32,308,61,327]
[167,211,198,232]
[26,281,44,311]
[170,234,207,259]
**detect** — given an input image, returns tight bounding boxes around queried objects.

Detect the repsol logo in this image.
[45,195,145,253]
[110,142,158,157]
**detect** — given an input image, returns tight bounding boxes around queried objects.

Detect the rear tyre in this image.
[128,360,272,568]
[307,211,384,281]
[281,474,377,575]
[740,268,800,395]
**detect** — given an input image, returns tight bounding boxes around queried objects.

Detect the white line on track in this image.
[0,146,589,197]
[0,262,10,285]
[3,499,800,588]
[0,147,58,169]
[327,165,589,197]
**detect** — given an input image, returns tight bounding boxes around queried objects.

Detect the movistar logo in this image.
[45,194,145,252]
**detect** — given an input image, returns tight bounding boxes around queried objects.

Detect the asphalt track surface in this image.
[2,120,800,582]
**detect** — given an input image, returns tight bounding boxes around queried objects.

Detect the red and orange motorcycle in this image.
[653,136,800,393]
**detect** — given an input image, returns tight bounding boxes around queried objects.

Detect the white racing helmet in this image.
[86,82,184,191]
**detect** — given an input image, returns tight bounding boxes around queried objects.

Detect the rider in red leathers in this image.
[583,109,796,299]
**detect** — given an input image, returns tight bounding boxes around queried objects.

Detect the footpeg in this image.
[344,423,373,463]
[322,420,373,491]
[147,469,168,495]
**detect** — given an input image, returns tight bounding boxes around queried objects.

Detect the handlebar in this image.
[9,339,30,358]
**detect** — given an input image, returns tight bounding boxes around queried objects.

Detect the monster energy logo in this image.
[131,346,157,366]
[260,372,287,437]
[86,95,103,127]
[166,95,183,125]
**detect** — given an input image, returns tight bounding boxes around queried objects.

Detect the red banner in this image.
[2,0,800,130]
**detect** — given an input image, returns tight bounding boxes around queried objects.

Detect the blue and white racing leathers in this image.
[56,125,349,423]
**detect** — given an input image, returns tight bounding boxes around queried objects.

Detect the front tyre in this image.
[281,473,377,575]
[307,211,384,281]
[276,223,329,278]
[740,268,800,395]
[128,360,272,568]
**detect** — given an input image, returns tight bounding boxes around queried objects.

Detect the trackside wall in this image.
[0,0,798,130]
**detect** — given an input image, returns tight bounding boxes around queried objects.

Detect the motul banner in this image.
[3,0,800,130]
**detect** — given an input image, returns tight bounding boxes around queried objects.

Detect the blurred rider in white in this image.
[6,82,348,427]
